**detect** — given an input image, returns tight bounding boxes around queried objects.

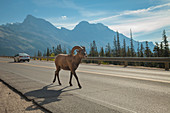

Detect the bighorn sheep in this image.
[53,46,87,89]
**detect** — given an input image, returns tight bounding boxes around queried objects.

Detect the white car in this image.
[14,53,30,62]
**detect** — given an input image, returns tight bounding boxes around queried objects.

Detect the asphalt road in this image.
[0,57,170,113]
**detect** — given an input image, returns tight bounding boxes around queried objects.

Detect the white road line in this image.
[11,63,170,84]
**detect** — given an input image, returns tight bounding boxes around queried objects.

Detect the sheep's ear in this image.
[81,46,85,50]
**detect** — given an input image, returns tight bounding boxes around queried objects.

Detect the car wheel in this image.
[28,60,30,62]
[14,59,16,62]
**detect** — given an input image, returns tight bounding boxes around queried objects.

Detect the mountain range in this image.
[0,15,155,56]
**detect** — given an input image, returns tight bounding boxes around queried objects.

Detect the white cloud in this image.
[52,22,78,30]
[90,3,170,23]
[89,3,170,40]
[109,15,170,36]
[44,2,170,42]
[61,16,67,20]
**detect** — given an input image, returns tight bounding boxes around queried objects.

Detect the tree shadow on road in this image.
[24,84,79,112]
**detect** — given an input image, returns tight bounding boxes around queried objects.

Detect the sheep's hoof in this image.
[70,84,73,86]
[79,85,82,89]
[59,83,62,85]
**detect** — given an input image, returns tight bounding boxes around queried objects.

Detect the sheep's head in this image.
[71,46,87,58]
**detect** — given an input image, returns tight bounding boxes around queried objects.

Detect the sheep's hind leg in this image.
[53,70,57,83]
[53,69,61,85]
[69,72,73,86]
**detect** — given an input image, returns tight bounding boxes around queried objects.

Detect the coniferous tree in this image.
[140,43,144,57]
[113,36,117,57]
[153,42,160,57]
[99,47,105,57]
[47,48,50,57]
[89,40,98,57]
[162,30,169,57]
[130,29,134,57]
[93,40,98,56]
[144,41,152,57]
[89,43,93,56]
[105,43,111,57]
[144,41,153,67]
[55,44,62,55]
[37,50,42,57]
[127,46,131,57]
[117,32,121,57]
[123,39,126,57]
[160,42,164,57]
[50,49,52,55]
[52,46,55,53]
[137,41,140,57]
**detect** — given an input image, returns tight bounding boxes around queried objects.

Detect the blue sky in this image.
[0,0,170,43]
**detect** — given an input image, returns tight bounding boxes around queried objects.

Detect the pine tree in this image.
[37,50,42,57]
[144,41,153,67]
[93,41,98,56]
[123,39,126,57]
[162,30,169,57]
[140,43,144,57]
[99,47,105,57]
[89,43,93,56]
[144,41,152,57]
[153,42,160,57]
[105,43,111,57]
[113,36,117,57]
[130,29,134,57]
[55,44,62,55]
[52,46,55,53]
[137,41,140,57]
[117,32,121,57]
[89,40,98,57]
[160,42,164,57]
[127,46,131,57]
[47,48,50,57]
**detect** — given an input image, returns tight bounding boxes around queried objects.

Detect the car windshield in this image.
[19,53,29,56]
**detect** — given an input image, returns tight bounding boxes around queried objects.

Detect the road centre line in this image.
[14,62,170,84]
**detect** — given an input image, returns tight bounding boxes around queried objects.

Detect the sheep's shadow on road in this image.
[8,61,26,63]
[24,84,79,112]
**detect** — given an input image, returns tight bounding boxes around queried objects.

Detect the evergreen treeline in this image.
[36,44,68,57]
[36,30,169,68]
[89,30,169,58]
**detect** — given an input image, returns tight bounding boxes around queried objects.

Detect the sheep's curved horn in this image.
[71,46,83,55]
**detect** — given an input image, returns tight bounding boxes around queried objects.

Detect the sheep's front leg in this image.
[72,71,82,89]
[69,72,73,86]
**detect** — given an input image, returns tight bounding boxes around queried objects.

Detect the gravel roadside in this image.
[0,81,45,113]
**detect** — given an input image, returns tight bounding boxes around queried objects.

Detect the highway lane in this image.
[0,57,170,113]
